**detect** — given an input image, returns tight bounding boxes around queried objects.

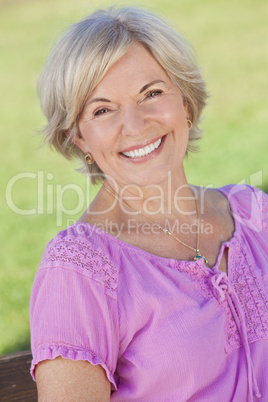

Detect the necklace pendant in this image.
[194,253,208,265]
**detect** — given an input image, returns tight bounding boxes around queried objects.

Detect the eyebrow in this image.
[86,80,165,106]
[139,80,165,93]
[86,97,111,106]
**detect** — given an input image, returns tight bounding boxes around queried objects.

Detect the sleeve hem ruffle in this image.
[31,344,118,390]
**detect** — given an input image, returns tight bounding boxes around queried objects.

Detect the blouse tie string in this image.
[211,272,261,401]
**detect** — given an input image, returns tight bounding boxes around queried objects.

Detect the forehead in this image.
[90,44,171,96]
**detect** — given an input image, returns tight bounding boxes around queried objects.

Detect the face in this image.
[75,44,190,187]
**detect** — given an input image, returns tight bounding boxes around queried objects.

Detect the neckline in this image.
[69,185,240,270]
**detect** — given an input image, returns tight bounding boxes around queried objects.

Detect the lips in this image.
[121,137,163,158]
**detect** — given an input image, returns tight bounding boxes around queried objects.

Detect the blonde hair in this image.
[38,6,208,184]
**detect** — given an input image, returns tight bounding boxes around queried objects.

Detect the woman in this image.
[30,6,268,401]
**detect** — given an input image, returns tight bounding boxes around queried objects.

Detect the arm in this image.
[36,357,111,401]
[31,234,120,398]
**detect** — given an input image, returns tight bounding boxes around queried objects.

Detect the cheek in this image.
[150,96,187,122]
[81,113,121,143]
[79,122,110,153]
[157,107,188,131]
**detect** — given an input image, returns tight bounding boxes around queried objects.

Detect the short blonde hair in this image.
[38,6,208,184]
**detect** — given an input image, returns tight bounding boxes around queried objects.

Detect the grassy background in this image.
[0,0,267,354]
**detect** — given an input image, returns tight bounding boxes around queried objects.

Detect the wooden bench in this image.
[0,350,37,401]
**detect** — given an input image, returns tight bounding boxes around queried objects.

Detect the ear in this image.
[64,128,88,153]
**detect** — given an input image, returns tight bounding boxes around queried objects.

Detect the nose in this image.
[120,105,148,137]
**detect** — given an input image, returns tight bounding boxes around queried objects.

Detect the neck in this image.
[103,169,198,221]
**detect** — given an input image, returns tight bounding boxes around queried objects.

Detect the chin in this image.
[128,171,171,187]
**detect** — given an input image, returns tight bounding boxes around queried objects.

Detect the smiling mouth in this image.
[121,138,163,158]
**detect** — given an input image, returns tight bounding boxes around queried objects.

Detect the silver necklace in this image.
[103,185,208,265]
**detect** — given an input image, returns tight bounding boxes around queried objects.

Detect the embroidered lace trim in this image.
[231,242,268,342]
[261,191,268,229]
[40,235,118,298]
[176,238,268,354]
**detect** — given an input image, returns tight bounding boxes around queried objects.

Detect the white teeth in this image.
[122,138,162,158]
[139,148,145,156]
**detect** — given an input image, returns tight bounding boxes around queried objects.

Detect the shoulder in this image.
[216,184,268,233]
[194,183,268,236]
[38,222,120,297]
[30,224,121,387]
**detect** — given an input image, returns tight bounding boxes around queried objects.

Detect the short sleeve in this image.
[29,232,120,390]
[219,184,268,234]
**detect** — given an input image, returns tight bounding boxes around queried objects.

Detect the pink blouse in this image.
[30,185,268,401]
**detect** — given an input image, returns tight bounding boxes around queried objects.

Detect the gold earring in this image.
[84,152,95,165]
[187,119,192,130]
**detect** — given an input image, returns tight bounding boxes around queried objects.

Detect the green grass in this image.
[0,0,267,354]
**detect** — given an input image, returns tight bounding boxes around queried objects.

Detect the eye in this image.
[145,89,163,99]
[94,107,110,117]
